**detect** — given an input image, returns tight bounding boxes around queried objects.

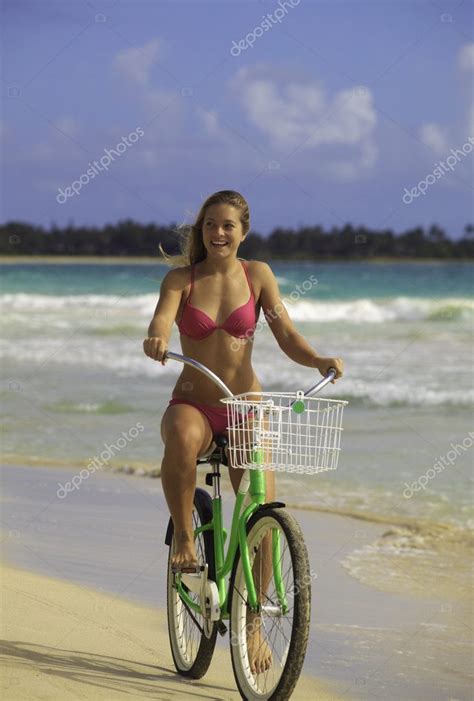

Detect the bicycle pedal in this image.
[171,564,204,576]
[217,621,228,636]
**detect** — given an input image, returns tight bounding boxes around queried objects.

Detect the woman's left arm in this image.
[256,261,344,382]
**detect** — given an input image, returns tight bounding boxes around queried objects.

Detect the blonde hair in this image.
[159,190,250,267]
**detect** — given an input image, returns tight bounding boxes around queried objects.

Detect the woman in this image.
[143,190,343,672]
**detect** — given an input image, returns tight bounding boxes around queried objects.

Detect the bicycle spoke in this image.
[230,511,310,698]
[167,493,217,677]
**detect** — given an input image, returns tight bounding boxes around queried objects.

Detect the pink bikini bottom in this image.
[168,397,253,436]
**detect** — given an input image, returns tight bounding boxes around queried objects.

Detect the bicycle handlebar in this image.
[164,350,234,397]
[162,350,336,398]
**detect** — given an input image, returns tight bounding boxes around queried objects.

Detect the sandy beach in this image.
[1,463,472,700]
[1,562,345,701]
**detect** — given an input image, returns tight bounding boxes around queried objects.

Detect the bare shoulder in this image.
[246,259,273,276]
[246,259,275,284]
[161,265,190,291]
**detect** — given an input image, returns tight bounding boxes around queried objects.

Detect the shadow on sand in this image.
[0,639,235,700]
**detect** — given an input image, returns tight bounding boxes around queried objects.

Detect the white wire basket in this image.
[221,391,348,475]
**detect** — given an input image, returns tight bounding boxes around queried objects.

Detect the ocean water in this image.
[1,260,473,597]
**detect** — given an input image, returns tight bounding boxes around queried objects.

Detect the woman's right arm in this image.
[143,269,183,364]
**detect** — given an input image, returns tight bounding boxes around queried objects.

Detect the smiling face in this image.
[201,203,245,259]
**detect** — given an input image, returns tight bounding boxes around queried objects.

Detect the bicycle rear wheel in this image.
[229,507,311,700]
[166,487,217,678]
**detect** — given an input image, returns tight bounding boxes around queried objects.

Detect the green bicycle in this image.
[163,351,347,700]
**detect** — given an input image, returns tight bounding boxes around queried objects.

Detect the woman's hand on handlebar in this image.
[143,337,168,365]
[315,356,344,383]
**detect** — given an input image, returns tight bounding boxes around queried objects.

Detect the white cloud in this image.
[199,109,220,135]
[418,43,474,152]
[194,104,262,172]
[142,87,180,119]
[458,43,474,72]
[419,123,450,156]
[113,38,161,86]
[204,65,379,180]
[229,67,376,151]
[112,39,186,166]
[458,43,474,137]
[325,140,377,181]
[197,107,231,142]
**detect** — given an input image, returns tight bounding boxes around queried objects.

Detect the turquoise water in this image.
[1,260,473,299]
[1,260,473,533]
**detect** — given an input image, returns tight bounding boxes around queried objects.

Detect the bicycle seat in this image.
[214,434,228,448]
[197,433,228,464]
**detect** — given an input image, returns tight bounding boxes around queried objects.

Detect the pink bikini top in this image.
[177,259,257,340]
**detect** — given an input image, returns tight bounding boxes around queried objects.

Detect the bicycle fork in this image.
[210,453,288,617]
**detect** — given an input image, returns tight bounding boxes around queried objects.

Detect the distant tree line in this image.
[0,220,473,259]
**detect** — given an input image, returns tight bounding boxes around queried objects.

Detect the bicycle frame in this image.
[174,462,270,616]
[164,350,336,619]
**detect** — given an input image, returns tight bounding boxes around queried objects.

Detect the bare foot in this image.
[171,529,198,571]
[247,612,272,675]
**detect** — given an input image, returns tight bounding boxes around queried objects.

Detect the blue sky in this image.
[1,0,473,237]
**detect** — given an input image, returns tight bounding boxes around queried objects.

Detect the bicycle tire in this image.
[166,487,217,678]
[229,507,311,700]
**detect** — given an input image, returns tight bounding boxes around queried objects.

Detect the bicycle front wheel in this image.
[166,487,217,678]
[229,507,311,700]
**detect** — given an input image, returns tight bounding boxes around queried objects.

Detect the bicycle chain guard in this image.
[181,563,221,622]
